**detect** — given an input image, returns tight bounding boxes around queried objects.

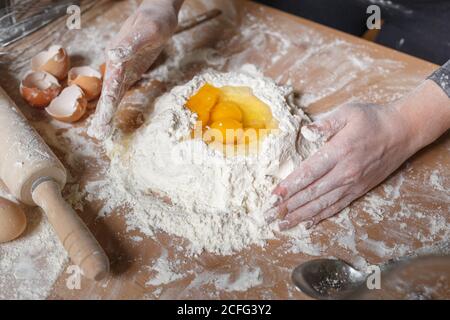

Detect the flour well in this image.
[101,68,318,255]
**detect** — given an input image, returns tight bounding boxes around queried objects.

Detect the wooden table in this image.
[0,0,448,299]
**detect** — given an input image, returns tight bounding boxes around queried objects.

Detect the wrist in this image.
[393,79,450,153]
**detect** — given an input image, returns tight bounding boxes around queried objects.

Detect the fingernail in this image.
[272,195,282,207]
[266,194,282,208]
[304,220,314,230]
[301,124,321,142]
[278,220,291,231]
[263,194,283,223]
[272,186,287,198]
[264,207,279,223]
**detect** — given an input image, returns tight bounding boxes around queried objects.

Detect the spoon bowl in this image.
[291,259,367,300]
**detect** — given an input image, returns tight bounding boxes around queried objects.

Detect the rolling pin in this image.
[0,86,109,281]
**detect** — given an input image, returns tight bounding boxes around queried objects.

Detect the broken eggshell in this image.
[20,71,62,109]
[99,63,106,79]
[31,45,70,80]
[46,85,87,123]
[68,66,103,101]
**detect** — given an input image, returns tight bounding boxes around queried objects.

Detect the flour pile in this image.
[100,68,318,254]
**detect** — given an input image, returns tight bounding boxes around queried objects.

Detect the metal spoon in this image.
[291,258,367,300]
[292,241,450,300]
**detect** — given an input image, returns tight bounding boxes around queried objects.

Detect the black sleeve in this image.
[428,60,450,98]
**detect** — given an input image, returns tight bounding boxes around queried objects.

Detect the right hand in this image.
[265,79,450,230]
[88,0,183,140]
[266,102,414,230]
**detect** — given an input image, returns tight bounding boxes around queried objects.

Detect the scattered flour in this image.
[214,266,263,292]
[178,266,263,295]
[130,235,144,243]
[429,170,446,192]
[285,224,323,256]
[0,185,67,299]
[145,250,185,286]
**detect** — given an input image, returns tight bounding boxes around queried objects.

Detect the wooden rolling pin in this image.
[0,86,109,281]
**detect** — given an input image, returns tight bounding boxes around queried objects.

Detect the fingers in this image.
[108,13,139,56]
[87,61,126,139]
[301,104,348,142]
[103,62,126,103]
[266,108,350,224]
[278,185,349,230]
[272,111,348,201]
[272,144,339,201]
[310,194,355,226]
[89,6,177,140]
[279,168,349,217]
[108,23,164,65]
[264,202,288,223]
[265,168,344,223]
[301,117,346,143]
[109,3,178,63]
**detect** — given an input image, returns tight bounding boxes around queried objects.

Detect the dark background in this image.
[256,0,450,65]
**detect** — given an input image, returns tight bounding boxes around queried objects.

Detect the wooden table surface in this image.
[0,0,448,299]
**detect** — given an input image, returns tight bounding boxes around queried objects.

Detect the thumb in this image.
[301,112,347,143]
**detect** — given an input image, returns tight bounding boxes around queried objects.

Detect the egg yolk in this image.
[219,86,276,130]
[185,84,220,127]
[209,119,243,144]
[185,83,278,147]
[210,101,243,123]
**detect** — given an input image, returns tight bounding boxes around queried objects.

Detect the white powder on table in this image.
[214,266,263,292]
[429,170,446,192]
[0,186,67,300]
[145,250,185,286]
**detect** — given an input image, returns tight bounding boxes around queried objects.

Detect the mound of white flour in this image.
[104,68,318,254]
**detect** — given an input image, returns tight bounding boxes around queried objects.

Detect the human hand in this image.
[88,0,183,140]
[266,78,450,230]
[265,102,419,230]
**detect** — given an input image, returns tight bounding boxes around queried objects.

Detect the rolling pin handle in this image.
[31,179,110,281]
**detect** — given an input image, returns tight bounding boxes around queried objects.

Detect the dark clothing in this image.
[429,60,450,98]
[256,0,450,65]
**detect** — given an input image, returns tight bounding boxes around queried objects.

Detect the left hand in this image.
[88,0,182,140]
[265,102,419,230]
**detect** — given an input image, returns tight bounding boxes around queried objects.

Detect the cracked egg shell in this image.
[46,85,87,123]
[68,66,103,101]
[99,63,106,78]
[0,197,27,244]
[31,45,70,80]
[20,71,61,109]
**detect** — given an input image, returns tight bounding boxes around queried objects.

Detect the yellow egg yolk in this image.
[218,86,277,130]
[210,101,243,123]
[185,83,278,146]
[185,84,220,127]
[208,119,243,144]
